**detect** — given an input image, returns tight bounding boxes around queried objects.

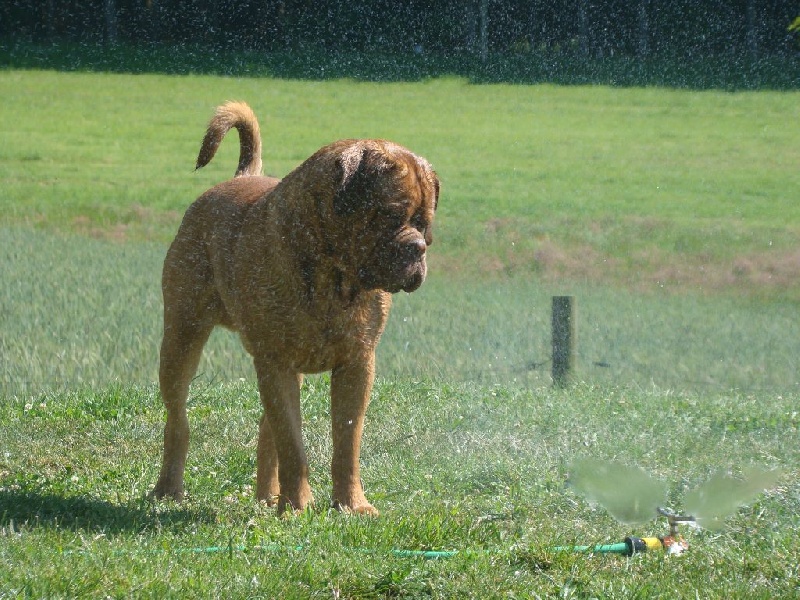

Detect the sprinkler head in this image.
[657,507,696,537]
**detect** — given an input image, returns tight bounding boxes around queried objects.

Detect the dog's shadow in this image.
[0,488,215,534]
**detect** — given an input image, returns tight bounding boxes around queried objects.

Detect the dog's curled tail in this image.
[196,101,263,177]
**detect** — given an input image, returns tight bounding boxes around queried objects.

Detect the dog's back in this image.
[162,102,278,334]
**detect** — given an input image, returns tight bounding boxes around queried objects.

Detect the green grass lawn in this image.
[1,70,799,597]
[1,382,797,598]
[3,225,799,395]
[1,70,799,295]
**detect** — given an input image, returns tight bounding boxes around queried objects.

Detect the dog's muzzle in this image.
[362,237,428,294]
[396,238,427,293]
[403,238,427,263]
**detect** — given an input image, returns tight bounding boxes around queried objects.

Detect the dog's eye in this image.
[411,214,433,245]
[379,204,405,222]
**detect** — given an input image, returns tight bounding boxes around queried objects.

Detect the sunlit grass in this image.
[1,71,799,295]
[1,381,797,597]
[1,70,799,597]
[3,226,799,396]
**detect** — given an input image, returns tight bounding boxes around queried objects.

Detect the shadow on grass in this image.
[1,38,798,90]
[0,489,216,534]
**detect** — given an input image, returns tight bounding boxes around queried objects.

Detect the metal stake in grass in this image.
[560,459,782,556]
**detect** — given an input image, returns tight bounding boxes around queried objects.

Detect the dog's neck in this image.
[296,248,366,307]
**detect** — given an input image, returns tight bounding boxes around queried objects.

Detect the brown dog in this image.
[151,102,439,515]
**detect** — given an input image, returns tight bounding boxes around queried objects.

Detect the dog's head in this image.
[333,140,439,294]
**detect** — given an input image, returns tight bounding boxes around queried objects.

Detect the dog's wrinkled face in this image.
[334,141,439,294]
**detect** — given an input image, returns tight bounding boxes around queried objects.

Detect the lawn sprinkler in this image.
[556,459,781,557]
[553,507,692,557]
[139,460,780,562]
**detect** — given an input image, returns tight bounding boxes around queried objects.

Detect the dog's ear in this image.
[334,145,369,216]
[334,144,393,217]
[420,159,440,211]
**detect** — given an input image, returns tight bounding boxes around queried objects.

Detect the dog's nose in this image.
[408,238,427,258]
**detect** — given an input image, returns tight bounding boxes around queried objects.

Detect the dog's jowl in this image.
[150,102,439,515]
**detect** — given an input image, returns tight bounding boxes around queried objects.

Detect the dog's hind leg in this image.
[151,315,215,501]
[151,241,219,501]
[256,411,280,505]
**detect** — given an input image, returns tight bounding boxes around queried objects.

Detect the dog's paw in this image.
[256,481,281,507]
[275,486,315,516]
[257,495,280,508]
[149,481,185,502]
[277,499,315,517]
[331,499,379,517]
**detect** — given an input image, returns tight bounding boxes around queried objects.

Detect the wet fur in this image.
[151,102,439,514]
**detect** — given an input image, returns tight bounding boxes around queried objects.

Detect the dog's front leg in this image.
[254,362,313,513]
[330,356,378,516]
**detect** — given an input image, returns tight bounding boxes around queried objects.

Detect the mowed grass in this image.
[2,226,800,396]
[1,71,799,597]
[1,382,798,598]
[1,70,799,294]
